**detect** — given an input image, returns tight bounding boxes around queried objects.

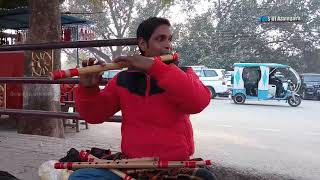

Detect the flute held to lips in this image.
[50,53,179,80]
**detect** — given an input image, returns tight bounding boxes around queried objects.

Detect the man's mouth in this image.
[160,49,172,55]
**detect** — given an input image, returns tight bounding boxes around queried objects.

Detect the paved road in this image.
[191,97,320,180]
[1,97,319,179]
[64,97,320,179]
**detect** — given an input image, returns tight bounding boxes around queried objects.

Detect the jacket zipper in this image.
[145,74,151,97]
[145,74,154,156]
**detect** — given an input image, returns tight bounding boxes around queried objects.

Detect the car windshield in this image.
[194,70,201,76]
[108,71,120,78]
[204,70,218,77]
[103,71,121,78]
[303,75,320,82]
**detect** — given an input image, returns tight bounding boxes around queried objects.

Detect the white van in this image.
[188,66,228,98]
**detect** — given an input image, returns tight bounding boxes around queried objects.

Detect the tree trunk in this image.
[17,0,64,138]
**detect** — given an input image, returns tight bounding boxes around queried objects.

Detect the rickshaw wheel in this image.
[233,93,246,104]
[288,95,301,107]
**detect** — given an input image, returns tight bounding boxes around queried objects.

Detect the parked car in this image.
[188,66,228,98]
[299,73,320,100]
[212,68,226,79]
[103,69,123,79]
[100,69,123,89]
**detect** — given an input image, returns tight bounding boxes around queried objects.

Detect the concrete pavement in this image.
[0,98,319,179]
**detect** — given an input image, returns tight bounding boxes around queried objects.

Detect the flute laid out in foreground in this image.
[50,53,179,80]
[54,159,212,170]
[79,150,136,180]
[79,150,158,162]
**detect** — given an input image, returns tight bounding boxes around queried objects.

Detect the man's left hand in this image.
[113,55,154,71]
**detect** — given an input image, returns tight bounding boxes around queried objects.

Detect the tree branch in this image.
[62,49,77,59]
[102,33,111,40]
[109,46,116,58]
[105,26,117,37]
[107,0,121,36]
[85,47,111,62]
[121,2,134,36]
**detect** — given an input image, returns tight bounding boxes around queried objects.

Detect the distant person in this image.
[269,70,284,97]
[243,70,257,96]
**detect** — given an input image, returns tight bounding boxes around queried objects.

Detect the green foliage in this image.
[176,0,320,73]
[62,0,319,73]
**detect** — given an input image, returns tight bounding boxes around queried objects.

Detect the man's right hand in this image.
[79,58,106,88]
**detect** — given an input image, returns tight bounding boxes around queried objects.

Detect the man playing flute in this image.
[70,17,214,180]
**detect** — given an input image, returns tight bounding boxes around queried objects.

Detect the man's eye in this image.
[157,37,164,41]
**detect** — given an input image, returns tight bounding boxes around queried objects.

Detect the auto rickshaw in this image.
[231,63,302,107]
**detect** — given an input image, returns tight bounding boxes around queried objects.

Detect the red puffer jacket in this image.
[75,59,211,160]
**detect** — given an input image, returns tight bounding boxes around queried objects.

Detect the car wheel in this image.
[233,93,246,104]
[207,87,217,99]
[288,95,301,107]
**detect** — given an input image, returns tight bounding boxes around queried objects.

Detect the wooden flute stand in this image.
[61,101,88,132]
[60,85,88,132]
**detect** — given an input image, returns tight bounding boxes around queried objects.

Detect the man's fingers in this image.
[95,60,106,65]
[82,60,88,67]
[88,58,95,66]
[112,57,121,63]
[113,56,128,63]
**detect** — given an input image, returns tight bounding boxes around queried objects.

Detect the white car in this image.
[103,69,123,79]
[188,66,228,98]
[99,69,123,89]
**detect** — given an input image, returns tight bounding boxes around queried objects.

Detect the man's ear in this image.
[138,37,147,52]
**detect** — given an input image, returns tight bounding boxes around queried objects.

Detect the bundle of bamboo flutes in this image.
[54,149,211,180]
[54,159,211,170]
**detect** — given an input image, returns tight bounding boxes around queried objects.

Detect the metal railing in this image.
[0,77,109,84]
[0,38,137,123]
[0,38,137,51]
[0,108,122,123]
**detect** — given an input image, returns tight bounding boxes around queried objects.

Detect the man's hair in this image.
[136,17,171,54]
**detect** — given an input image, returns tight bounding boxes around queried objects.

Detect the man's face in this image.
[138,24,173,57]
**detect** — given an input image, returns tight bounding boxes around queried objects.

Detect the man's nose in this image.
[164,41,172,51]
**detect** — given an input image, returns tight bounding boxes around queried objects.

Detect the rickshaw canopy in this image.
[233,63,290,68]
[234,63,290,69]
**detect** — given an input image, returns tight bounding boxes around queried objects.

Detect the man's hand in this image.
[79,58,106,88]
[113,55,154,71]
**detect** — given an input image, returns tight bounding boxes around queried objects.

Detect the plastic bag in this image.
[38,160,67,180]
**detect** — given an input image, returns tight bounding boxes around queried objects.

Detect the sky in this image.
[167,1,215,24]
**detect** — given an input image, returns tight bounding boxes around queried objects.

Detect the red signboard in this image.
[0,51,24,109]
